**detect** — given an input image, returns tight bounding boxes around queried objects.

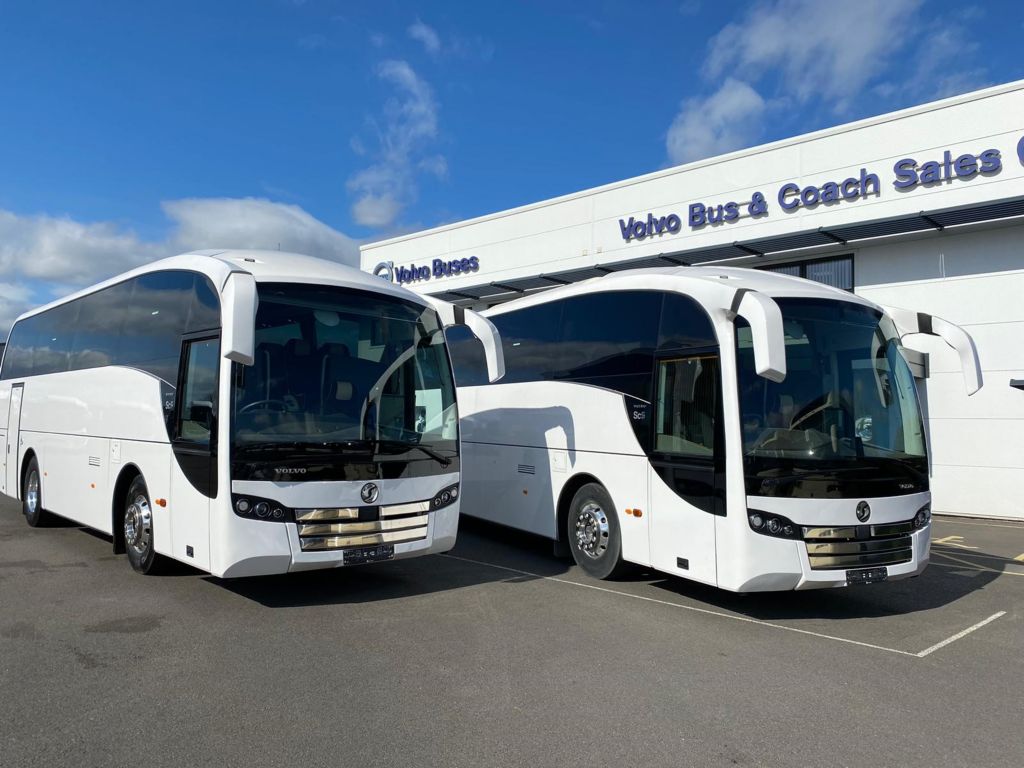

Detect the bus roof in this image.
[11,249,426,325]
[483,265,880,317]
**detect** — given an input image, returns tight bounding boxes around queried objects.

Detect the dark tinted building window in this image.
[761,255,853,292]
[445,325,489,387]
[492,301,564,383]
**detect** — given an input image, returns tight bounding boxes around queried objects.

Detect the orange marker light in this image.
[90,483,95,489]
[633,509,643,518]
[155,498,167,507]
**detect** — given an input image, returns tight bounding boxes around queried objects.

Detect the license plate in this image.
[846,566,888,585]
[344,544,395,566]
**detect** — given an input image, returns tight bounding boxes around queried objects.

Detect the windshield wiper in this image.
[372,439,452,467]
[233,440,372,456]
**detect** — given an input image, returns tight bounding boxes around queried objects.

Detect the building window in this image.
[761,255,853,292]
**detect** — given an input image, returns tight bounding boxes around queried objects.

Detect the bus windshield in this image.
[231,283,458,461]
[736,298,927,489]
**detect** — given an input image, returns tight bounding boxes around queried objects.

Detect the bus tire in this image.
[22,456,54,527]
[124,475,159,574]
[567,483,627,580]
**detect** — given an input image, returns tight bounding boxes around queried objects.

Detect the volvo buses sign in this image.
[373,256,480,286]
[619,137,1020,243]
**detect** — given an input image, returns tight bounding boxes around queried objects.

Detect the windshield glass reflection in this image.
[231,283,458,461]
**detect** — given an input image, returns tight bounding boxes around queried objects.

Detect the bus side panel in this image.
[0,383,9,496]
[29,432,111,531]
[460,440,557,538]
[16,368,169,533]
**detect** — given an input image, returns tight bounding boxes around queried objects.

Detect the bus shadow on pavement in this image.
[644,555,1004,621]
[208,551,566,608]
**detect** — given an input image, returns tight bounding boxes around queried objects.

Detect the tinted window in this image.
[559,291,660,378]
[189,275,220,332]
[120,272,193,382]
[655,354,720,457]
[492,301,564,383]
[70,281,133,370]
[445,325,489,387]
[1,320,34,379]
[658,293,717,351]
[178,337,220,445]
[31,302,78,375]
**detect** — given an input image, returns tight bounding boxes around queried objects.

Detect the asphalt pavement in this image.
[1,495,1021,768]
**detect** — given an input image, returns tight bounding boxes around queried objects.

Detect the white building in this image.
[361,81,1024,521]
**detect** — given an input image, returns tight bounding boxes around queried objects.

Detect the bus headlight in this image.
[913,505,931,529]
[748,510,801,540]
[232,494,294,523]
[431,483,460,511]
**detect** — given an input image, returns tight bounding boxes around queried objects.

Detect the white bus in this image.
[0,250,503,577]
[446,266,981,591]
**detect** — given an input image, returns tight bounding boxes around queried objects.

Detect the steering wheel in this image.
[239,399,289,414]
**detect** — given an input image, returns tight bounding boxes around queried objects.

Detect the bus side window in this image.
[654,355,720,457]
[177,338,220,446]
[444,325,489,387]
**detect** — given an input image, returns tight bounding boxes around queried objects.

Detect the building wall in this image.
[855,224,1024,519]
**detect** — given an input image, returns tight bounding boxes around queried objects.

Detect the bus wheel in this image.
[124,475,158,574]
[568,483,627,580]
[22,457,53,527]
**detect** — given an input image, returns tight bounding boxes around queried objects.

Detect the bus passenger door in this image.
[647,353,721,587]
[168,336,220,571]
[4,384,24,497]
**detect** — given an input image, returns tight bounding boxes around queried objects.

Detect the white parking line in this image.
[915,612,1007,658]
[441,553,918,658]
[442,554,1008,660]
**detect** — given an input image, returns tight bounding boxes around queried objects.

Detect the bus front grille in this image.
[295,503,430,552]
[803,520,914,570]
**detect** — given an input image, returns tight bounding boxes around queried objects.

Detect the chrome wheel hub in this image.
[575,502,610,559]
[124,494,152,555]
[25,471,39,515]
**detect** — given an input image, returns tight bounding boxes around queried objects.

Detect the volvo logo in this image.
[372,261,395,282]
[856,501,871,523]
[360,482,379,504]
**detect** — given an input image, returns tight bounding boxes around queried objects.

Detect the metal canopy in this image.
[426,195,1024,304]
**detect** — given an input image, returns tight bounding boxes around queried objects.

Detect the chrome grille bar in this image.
[299,527,429,551]
[806,548,914,570]
[381,500,431,518]
[298,514,429,537]
[295,507,361,522]
[806,538,912,556]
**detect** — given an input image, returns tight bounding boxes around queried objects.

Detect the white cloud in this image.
[667,0,990,164]
[164,198,358,262]
[704,0,923,110]
[407,20,441,55]
[666,78,766,165]
[347,59,442,229]
[0,199,359,338]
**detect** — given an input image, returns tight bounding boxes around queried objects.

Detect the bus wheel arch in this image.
[111,464,143,555]
[21,451,53,527]
[561,478,628,580]
[19,449,37,499]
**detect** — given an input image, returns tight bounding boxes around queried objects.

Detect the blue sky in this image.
[1,0,1022,334]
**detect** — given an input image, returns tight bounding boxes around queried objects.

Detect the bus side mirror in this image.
[732,291,787,383]
[881,305,982,395]
[221,271,258,366]
[424,298,506,383]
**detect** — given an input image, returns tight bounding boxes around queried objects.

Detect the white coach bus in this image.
[0,250,502,577]
[446,267,981,591]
